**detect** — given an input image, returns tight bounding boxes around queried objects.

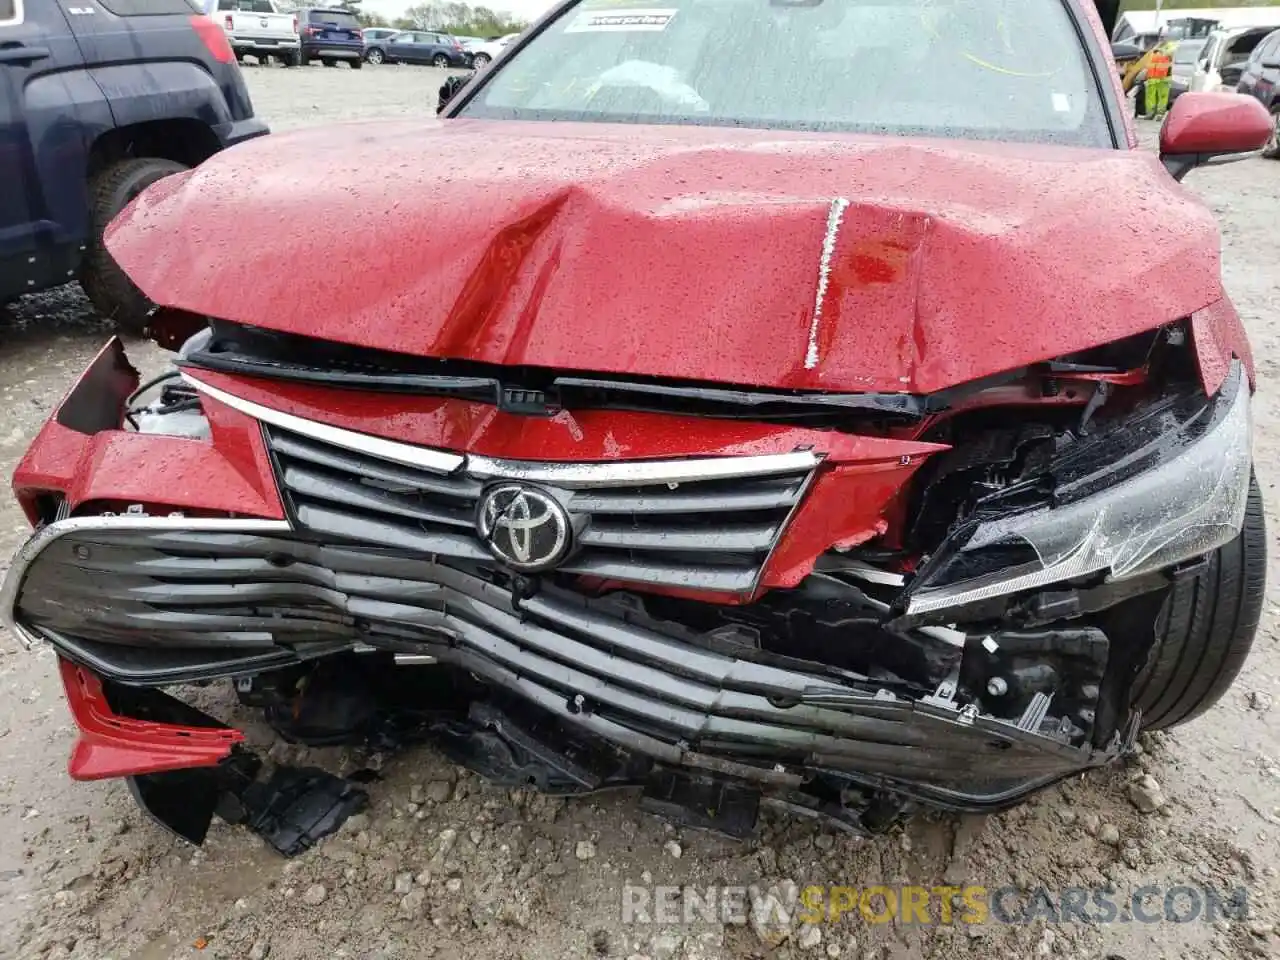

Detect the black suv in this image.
[1237,27,1280,158]
[1,0,268,331]
[296,7,364,68]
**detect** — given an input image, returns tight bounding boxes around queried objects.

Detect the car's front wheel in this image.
[1131,474,1265,729]
[1263,104,1280,160]
[433,53,450,67]
[366,47,384,64]
[80,157,188,335]
[472,52,491,66]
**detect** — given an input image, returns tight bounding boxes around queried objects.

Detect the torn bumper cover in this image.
[0,353,1252,839]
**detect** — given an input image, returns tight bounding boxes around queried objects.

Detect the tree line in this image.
[327,0,529,35]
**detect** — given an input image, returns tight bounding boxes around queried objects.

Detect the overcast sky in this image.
[361,0,556,22]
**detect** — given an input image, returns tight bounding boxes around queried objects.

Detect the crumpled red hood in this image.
[107,119,1224,394]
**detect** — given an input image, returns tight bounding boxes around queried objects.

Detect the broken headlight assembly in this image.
[904,364,1252,617]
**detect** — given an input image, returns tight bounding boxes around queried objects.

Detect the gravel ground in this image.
[2,65,1280,960]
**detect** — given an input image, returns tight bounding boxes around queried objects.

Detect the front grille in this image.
[266,425,815,592]
[12,522,1091,795]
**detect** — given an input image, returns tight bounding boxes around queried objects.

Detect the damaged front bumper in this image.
[11,516,1125,801]
[0,339,1252,842]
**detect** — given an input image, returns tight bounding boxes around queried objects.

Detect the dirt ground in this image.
[1,63,1279,960]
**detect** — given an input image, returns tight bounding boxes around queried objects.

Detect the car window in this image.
[460,0,1112,148]
[307,8,359,27]
[1226,31,1268,63]
[1260,33,1280,62]
[0,0,19,24]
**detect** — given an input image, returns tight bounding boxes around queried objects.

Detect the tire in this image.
[366,47,384,64]
[282,50,298,67]
[299,49,310,66]
[1131,474,1266,730]
[79,157,188,335]
[1263,104,1280,160]
[432,53,450,67]
[323,58,337,67]
[350,57,362,69]
[472,52,490,66]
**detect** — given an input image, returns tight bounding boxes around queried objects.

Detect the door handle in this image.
[0,44,51,63]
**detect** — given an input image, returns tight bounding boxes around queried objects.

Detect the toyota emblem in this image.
[476,484,573,571]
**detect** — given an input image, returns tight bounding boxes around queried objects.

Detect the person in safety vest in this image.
[1144,40,1175,119]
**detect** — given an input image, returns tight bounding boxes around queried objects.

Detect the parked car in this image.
[216,0,299,65]
[6,0,1274,846]
[1190,25,1273,92]
[1237,27,1280,157]
[296,7,363,67]
[465,32,518,66]
[384,29,469,67]
[360,25,398,62]
[0,0,268,330]
[1167,37,1209,105]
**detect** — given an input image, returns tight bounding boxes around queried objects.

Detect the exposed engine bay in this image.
[0,315,1260,848]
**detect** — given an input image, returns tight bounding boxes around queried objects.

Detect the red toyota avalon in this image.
[2,0,1272,845]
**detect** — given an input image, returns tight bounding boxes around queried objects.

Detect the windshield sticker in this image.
[1051,93,1071,112]
[565,8,677,32]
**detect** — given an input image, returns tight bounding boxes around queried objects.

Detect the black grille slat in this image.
[283,466,474,528]
[272,432,482,499]
[265,425,812,591]
[579,521,779,553]
[567,479,804,515]
[560,555,759,592]
[294,503,491,560]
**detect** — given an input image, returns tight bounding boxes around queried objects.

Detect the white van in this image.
[1191,26,1275,91]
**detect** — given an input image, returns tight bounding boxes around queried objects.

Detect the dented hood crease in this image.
[107,119,1224,394]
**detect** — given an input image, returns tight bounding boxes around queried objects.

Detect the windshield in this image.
[1173,39,1207,64]
[458,0,1112,147]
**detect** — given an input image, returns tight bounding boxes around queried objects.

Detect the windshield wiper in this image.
[551,375,924,418]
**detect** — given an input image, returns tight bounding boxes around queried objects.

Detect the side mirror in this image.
[437,72,473,114]
[1159,91,1273,180]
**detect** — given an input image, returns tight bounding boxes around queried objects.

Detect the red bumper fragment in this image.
[60,658,244,780]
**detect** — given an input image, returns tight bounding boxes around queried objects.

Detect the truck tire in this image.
[1131,474,1265,729]
[80,157,187,336]
[299,48,310,66]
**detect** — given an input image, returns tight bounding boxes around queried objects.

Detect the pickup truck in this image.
[2,0,268,330]
[214,0,300,65]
